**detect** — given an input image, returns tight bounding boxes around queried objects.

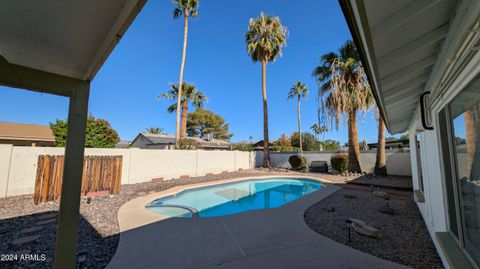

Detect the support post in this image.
[54,82,90,269]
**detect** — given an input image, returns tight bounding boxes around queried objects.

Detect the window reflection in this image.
[450,78,480,263]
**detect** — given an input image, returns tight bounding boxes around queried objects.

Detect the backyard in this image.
[0,168,440,269]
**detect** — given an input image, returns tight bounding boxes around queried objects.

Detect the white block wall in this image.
[255,151,412,176]
[0,146,256,198]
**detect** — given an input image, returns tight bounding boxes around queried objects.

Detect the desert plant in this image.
[234,143,254,151]
[313,40,373,172]
[331,154,348,173]
[288,81,309,152]
[178,138,199,150]
[289,155,307,171]
[171,0,199,147]
[245,12,288,168]
[158,82,207,139]
[145,127,164,134]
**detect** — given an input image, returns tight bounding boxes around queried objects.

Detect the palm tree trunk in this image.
[374,112,387,175]
[175,9,189,148]
[298,95,302,153]
[348,109,362,173]
[465,107,480,179]
[261,60,271,168]
[180,102,188,139]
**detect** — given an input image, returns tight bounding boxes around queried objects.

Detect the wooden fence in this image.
[34,155,122,204]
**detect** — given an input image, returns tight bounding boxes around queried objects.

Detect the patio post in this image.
[54,82,90,269]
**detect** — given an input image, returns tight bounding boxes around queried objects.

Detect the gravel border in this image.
[304,186,443,269]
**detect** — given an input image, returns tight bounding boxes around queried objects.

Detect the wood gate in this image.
[34,155,122,204]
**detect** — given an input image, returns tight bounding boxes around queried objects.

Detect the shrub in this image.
[178,138,199,150]
[234,143,254,151]
[288,155,307,171]
[331,154,348,173]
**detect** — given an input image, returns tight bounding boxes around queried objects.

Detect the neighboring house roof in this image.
[253,140,273,147]
[115,140,131,148]
[132,133,231,149]
[0,121,55,142]
[368,139,409,149]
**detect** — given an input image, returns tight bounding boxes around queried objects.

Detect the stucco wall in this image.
[0,147,255,198]
[255,151,412,176]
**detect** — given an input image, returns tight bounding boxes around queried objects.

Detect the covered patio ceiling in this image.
[0,0,146,83]
[340,0,458,133]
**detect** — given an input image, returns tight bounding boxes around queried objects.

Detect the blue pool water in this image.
[146,178,323,218]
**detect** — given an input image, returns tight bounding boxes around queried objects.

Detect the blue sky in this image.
[0,0,404,143]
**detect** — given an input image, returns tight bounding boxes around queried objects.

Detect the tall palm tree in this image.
[245,12,288,168]
[171,0,199,148]
[374,109,387,175]
[159,82,207,138]
[313,40,372,173]
[145,127,164,134]
[288,81,308,152]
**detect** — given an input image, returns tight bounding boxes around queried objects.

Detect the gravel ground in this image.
[0,169,349,269]
[347,175,413,190]
[304,186,443,269]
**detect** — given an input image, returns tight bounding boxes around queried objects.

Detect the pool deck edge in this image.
[117,175,334,232]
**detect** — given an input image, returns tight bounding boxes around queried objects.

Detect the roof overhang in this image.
[0,0,147,95]
[339,0,458,133]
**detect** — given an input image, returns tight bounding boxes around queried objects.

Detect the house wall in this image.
[0,147,255,198]
[255,151,412,176]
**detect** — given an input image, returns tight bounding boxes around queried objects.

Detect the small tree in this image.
[50,116,119,148]
[291,132,319,151]
[186,109,233,140]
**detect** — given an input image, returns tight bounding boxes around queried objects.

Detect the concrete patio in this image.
[107,176,410,269]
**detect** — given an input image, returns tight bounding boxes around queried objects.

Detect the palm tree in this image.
[465,104,480,179]
[312,40,372,173]
[171,0,199,148]
[374,110,387,175]
[145,127,164,134]
[245,12,288,168]
[158,82,207,139]
[288,81,308,152]
[310,123,328,150]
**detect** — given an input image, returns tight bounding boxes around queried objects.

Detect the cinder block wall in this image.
[0,146,256,198]
[255,151,412,176]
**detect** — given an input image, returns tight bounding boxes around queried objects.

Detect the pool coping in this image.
[117,175,334,232]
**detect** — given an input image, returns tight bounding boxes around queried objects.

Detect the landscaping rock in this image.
[35,218,56,226]
[305,187,443,269]
[373,191,390,200]
[351,222,383,239]
[344,194,357,199]
[323,206,336,213]
[38,213,57,220]
[20,226,44,234]
[0,225,9,234]
[12,235,41,245]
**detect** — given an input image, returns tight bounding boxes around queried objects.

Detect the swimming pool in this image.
[146,177,323,218]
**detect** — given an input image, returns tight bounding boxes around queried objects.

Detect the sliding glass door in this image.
[444,74,480,264]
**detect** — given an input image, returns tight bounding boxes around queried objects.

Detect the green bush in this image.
[288,155,307,171]
[178,138,199,150]
[331,154,348,173]
[234,143,254,151]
